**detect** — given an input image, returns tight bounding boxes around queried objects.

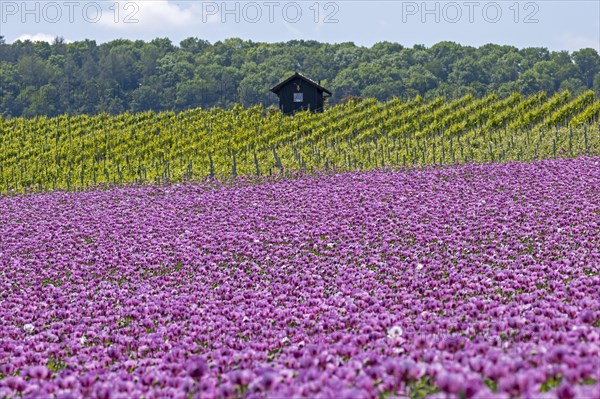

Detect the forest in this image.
[1,35,599,118]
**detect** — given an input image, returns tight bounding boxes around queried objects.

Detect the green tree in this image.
[572,48,600,88]
[180,37,210,54]
[0,62,22,116]
[17,55,51,87]
[531,61,559,93]
[517,70,542,95]
[130,83,162,112]
[19,84,59,117]
[593,73,600,94]
[407,65,438,95]
[448,57,484,86]
[157,53,194,86]
[559,78,586,94]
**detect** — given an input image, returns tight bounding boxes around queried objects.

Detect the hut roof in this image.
[270,72,332,96]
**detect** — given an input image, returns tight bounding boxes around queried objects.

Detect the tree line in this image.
[1,36,599,118]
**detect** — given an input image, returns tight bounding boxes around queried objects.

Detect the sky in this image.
[1,0,599,51]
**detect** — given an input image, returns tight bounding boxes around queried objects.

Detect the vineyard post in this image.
[55,128,59,166]
[415,135,425,165]
[450,134,455,164]
[441,130,445,165]
[208,153,215,177]
[387,143,391,165]
[272,147,283,173]
[68,116,72,150]
[432,135,436,166]
[584,126,588,152]
[509,129,515,150]
[569,125,573,156]
[251,148,259,177]
[117,163,123,184]
[232,151,237,178]
[80,163,84,187]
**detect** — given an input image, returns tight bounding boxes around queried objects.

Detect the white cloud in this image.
[11,33,72,44]
[559,34,600,52]
[98,0,198,30]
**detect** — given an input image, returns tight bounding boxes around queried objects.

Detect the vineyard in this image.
[1,90,599,193]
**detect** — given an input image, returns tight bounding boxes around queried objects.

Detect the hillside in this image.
[1,37,599,117]
[1,91,599,193]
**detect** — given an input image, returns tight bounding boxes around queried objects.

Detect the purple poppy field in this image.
[0,157,599,399]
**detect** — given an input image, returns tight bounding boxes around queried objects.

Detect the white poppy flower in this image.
[387,325,403,339]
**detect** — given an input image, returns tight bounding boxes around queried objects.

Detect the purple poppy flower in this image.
[186,357,208,381]
[24,365,50,380]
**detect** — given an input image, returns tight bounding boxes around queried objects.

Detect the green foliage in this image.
[541,376,562,392]
[544,91,595,127]
[1,38,599,118]
[407,376,441,399]
[571,100,600,126]
[47,356,67,372]
[484,379,498,392]
[0,93,598,193]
